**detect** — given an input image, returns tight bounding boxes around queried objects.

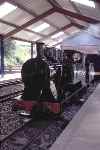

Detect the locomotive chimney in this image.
[36,42,45,59]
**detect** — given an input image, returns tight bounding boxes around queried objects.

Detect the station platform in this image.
[0,70,85,82]
[50,84,100,150]
[0,73,21,81]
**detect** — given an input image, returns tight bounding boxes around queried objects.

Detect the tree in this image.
[4,39,31,68]
[15,44,31,65]
[4,39,16,66]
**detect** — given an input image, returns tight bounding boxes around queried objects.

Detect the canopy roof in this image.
[0,0,100,47]
[61,28,100,54]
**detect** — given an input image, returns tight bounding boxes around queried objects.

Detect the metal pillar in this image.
[31,42,33,58]
[0,35,4,76]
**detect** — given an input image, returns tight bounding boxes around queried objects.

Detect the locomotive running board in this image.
[13,85,87,115]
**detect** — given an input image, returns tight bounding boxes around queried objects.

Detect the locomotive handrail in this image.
[62,85,87,104]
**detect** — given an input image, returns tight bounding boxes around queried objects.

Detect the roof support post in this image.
[31,42,33,58]
[0,35,5,76]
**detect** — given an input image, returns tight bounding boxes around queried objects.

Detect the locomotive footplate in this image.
[67,80,82,92]
[13,81,83,116]
[13,97,62,115]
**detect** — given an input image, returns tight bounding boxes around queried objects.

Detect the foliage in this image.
[4,39,31,67]
[15,45,31,65]
[4,39,16,66]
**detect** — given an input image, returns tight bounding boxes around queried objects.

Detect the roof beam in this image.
[47,0,60,8]
[47,0,86,28]
[5,8,56,38]
[0,19,47,38]
[6,0,59,30]
[52,42,61,47]
[47,0,99,23]
[47,0,74,23]
[69,1,89,28]
[11,37,32,43]
[69,0,81,14]
[48,23,73,37]
[0,19,18,28]
[55,7,100,23]
[73,23,86,29]
[11,23,84,45]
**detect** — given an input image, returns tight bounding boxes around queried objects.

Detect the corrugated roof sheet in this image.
[27,20,56,35]
[27,21,45,30]
[0,0,99,46]
[45,12,71,28]
[55,0,77,13]
[65,26,80,35]
[39,26,57,35]
[0,22,15,34]
[72,18,89,27]
[43,32,67,46]
[75,2,100,21]
[2,8,33,26]
[13,30,42,41]
[14,0,53,15]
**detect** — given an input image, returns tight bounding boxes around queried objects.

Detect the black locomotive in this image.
[14,43,78,116]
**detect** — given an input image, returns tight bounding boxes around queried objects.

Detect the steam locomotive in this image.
[14,43,82,117]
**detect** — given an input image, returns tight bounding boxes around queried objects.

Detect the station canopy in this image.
[0,0,100,51]
[61,24,100,54]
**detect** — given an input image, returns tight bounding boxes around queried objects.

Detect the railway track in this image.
[0,79,24,103]
[1,83,97,150]
[0,89,23,103]
[1,101,81,150]
[0,78,22,88]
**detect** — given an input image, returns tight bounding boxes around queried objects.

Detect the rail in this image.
[0,78,22,88]
[0,90,23,103]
